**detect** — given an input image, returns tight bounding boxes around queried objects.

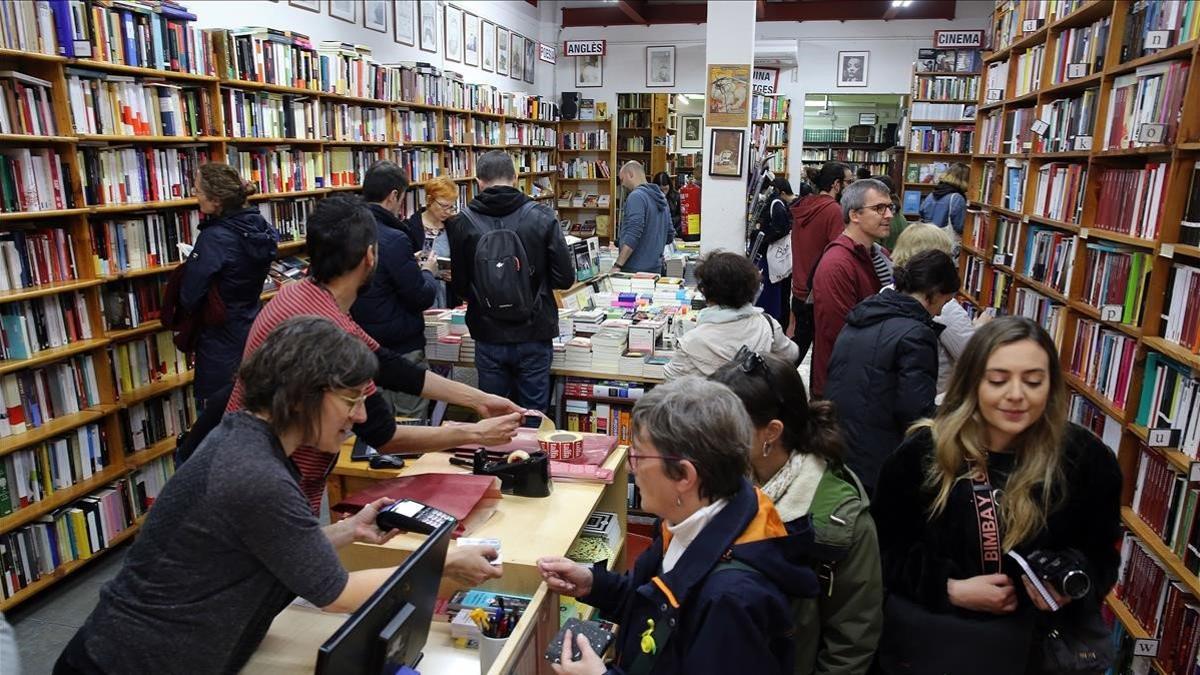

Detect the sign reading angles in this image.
[564,40,606,57]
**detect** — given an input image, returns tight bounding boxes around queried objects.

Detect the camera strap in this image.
[971,464,1003,575]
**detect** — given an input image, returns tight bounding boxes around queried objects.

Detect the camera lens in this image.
[1059,569,1090,599]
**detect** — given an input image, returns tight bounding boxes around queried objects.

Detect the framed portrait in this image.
[363,0,387,32]
[510,33,524,82]
[708,129,744,178]
[481,20,495,72]
[418,0,437,53]
[680,115,702,148]
[667,112,678,131]
[393,0,415,45]
[837,51,869,87]
[463,13,480,67]
[496,26,510,76]
[289,0,320,11]
[523,37,535,83]
[444,4,462,63]
[646,45,675,88]
[575,54,602,88]
[329,0,355,22]
[706,64,751,127]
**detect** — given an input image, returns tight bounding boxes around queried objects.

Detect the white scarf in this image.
[761,453,827,523]
[662,498,729,574]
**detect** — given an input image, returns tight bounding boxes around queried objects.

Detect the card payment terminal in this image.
[376,499,457,535]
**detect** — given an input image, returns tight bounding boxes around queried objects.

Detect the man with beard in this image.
[790,161,853,364]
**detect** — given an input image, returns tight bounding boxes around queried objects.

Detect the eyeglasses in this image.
[627,449,680,472]
[860,203,895,216]
[434,200,458,212]
[331,390,368,413]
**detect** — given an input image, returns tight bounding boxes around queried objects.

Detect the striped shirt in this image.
[227,279,379,514]
[871,243,894,287]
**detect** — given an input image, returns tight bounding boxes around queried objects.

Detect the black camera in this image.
[1026,549,1091,600]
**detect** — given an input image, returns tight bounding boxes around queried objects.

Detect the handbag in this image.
[1034,596,1115,674]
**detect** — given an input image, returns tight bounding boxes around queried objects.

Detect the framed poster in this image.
[646,45,675,87]
[463,12,480,66]
[575,54,602,88]
[329,0,355,22]
[392,0,415,45]
[418,0,437,53]
[523,37,535,83]
[363,0,387,32]
[510,33,523,81]
[444,4,462,63]
[289,0,320,11]
[496,26,510,76]
[706,64,751,127]
[708,129,745,178]
[837,51,869,87]
[481,20,495,72]
[680,115,702,148]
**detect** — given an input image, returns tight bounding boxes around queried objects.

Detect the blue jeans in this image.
[474,340,553,412]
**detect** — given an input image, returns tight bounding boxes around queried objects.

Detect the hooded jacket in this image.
[810,234,886,396]
[179,207,278,402]
[825,289,941,494]
[581,478,820,675]
[350,203,438,355]
[790,193,845,300]
[919,183,967,236]
[618,183,671,273]
[447,186,574,343]
[663,305,798,380]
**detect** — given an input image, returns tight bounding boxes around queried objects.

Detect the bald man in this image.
[614,161,672,274]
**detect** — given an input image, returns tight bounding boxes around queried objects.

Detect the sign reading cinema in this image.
[933,30,984,49]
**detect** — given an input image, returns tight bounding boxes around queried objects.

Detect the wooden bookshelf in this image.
[751,94,791,179]
[556,117,617,242]
[966,2,1200,667]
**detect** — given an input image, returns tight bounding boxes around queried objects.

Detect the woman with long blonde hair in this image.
[871,316,1121,674]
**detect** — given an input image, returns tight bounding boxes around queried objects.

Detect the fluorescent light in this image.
[892,0,914,5]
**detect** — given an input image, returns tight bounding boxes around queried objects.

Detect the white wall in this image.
[191,0,557,97]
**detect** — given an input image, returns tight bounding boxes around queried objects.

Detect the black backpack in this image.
[460,201,538,322]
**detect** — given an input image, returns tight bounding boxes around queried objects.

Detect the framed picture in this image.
[510,33,523,81]
[289,0,320,11]
[393,0,415,46]
[646,45,675,87]
[706,64,751,127]
[667,111,678,131]
[363,0,387,32]
[523,37,535,83]
[329,0,355,22]
[680,115,702,148]
[708,128,744,178]
[418,0,437,53]
[496,26,510,76]
[444,4,462,63]
[481,20,495,72]
[837,51,869,87]
[575,54,602,88]
[463,12,480,67]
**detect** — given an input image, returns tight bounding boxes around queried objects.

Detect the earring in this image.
[675,495,683,507]
[762,442,771,458]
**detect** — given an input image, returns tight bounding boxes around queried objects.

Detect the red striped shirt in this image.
[227,279,380,514]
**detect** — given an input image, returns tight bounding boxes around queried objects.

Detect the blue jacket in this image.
[180,208,278,403]
[918,187,966,235]
[581,478,820,675]
[351,204,438,355]
[619,183,671,273]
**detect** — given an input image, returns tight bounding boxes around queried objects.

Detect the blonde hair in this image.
[938,162,970,191]
[424,176,458,205]
[918,316,1067,551]
[891,222,954,267]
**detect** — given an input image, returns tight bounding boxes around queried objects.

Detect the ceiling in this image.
[559,0,958,27]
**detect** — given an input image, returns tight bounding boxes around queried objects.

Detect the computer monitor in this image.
[316,519,455,674]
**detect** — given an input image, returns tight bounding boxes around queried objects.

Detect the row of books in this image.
[1001,107,1035,154]
[1013,44,1044,97]
[907,125,973,154]
[444,115,468,145]
[1103,61,1191,150]
[559,159,611,180]
[1136,352,1200,458]
[1,423,107,513]
[78,144,207,207]
[1048,16,1109,85]
[0,355,102,437]
[0,228,80,292]
[750,95,790,121]
[1069,318,1137,411]
[1119,0,1200,63]
[119,386,195,453]
[903,161,950,185]
[557,192,611,209]
[915,48,982,74]
[1185,162,1200,247]
[108,331,190,400]
[1162,263,1200,354]
[473,119,502,146]
[0,147,77,214]
[1131,446,1199,568]
[562,399,634,442]
[616,111,648,128]
[1080,243,1152,325]
[978,111,1002,154]
[74,0,208,74]
[911,76,979,102]
[0,1,56,55]
[1015,287,1068,349]
[1023,225,1076,295]
[90,211,199,277]
[1114,533,1200,675]
[0,71,57,137]
[990,215,1021,268]
[444,148,471,178]
[985,60,1008,99]
[1093,163,1168,240]
[221,89,320,141]
[504,123,556,147]
[1002,159,1027,212]
[963,255,985,300]
[397,148,439,183]
[991,1,1020,53]
[751,122,788,147]
[395,110,438,144]
[910,102,973,121]
[1067,391,1120,451]
[100,278,163,332]
[978,161,996,204]
[1031,162,1086,225]
[986,269,1013,311]
[66,70,212,138]
[0,292,94,362]
[1033,89,1097,154]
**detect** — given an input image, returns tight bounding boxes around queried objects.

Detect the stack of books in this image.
[564,337,592,370]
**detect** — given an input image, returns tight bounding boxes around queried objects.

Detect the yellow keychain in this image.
[640,619,657,655]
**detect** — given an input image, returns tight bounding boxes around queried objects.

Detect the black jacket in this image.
[179,208,277,402]
[447,186,573,343]
[664,188,682,234]
[825,289,942,494]
[350,204,437,355]
[399,209,425,257]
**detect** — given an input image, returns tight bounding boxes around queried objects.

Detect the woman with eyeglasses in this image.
[400,175,460,308]
[711,349,882,675]
[825,249,960,496]
[870,317,1121,675]
[536,377,819,675]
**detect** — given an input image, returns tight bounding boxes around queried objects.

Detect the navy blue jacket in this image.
[581,478,819,675]
[180,208,277,403]
[351,204,438,355]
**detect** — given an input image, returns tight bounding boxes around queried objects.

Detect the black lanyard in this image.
[971,464,1003,575]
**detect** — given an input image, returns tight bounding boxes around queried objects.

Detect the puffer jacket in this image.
[350,203,437,355]
[664,304,798,380]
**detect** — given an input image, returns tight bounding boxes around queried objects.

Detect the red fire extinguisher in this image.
[679,180,701,242]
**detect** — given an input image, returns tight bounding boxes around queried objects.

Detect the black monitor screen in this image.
[316,519,454,675]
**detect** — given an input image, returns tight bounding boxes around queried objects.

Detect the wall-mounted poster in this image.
[463,12,480,66]
[646,45,674,87]
[838,51,869,87]
[523,37,535,83]
[481,21,495,72]
[575,54,602,88]
[418,0,437,53]
[496,26,510,76]
[393,0,415,45]
[510,33,523,82]
[329,0,355,22]
[363,0,387,33]
[709,129,745,178]
[706,64,751,127]
[680,115,702,149]
[444,4,462,63]
[289,0,320,12]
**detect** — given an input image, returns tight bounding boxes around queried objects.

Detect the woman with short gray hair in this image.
[538,377,819,675]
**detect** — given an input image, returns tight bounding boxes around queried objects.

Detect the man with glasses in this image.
[809,178,895,396]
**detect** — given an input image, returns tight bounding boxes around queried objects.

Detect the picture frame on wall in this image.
[510,34,523,82]
[523,38,535,83]
[575,54,602,88]
[837,51,869,87]
[708,128,745,178]
[289,0,320,12]
[444,4,462,63]
[393,0,415,46]
[363,0,387,33]
[418,0,437,53]
[463,12,480,67]
[329,0,355,22]
[706,64,751,127]
[496,26,510,76]
[481,20,495,72]
[680,115,702,148]
[646,45,675,87]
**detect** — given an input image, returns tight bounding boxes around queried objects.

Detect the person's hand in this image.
[1021,575,1072,612]
[947,574,1018,614]
[437,269,453,283]
[472,392,524,418]
[972,311,995,328]
[537,556,593,598]
[420,253,439,274]
[349,497,401,545]
[470,412,521,445]
[550,631,606,675]
[444,545,503,586]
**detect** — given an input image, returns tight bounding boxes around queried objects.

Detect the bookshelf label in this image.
[1100,304,1123,322]
[1079,227,1089,239]
[1160,244,1175,259]
[1030,120,1050,138]
[1073,136,1092,151]
[1136,123,1166,144]
[1147,428,1178,448]
[1145,30,1172,50]
[1133,639,1159,658]
[1067,63,1088,79]
[986,88,1003,102]
[993,254,1006,266]
[1022,19,1040,32]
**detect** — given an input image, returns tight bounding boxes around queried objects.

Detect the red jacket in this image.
[790,193,846,300]
[811,234,884,396]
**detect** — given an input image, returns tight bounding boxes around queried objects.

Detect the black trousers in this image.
[791,297,815,365]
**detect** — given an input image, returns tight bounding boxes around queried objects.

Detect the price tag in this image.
[1030,119,1051,137]
[1079,227,1089,239]
[1147,428,1177,448]
[986,88,1003,102]
[1074,136,1093,151]
[1134,639,1160,658]
[1022,215,1030,224]
[1145,30,1172,49]
[1137,123,1166,144]
[1160,243,1175,259]
[1191,462,1200,482]
[1023,19,1040,32]
[993,254,1007,266]
[1100,304,1123,322]
[1067,63,1088,79]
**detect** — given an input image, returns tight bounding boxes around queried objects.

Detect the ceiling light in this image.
[892,0,914,5]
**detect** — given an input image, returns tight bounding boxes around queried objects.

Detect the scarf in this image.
[931,180,964,199]
[761,453,827,522]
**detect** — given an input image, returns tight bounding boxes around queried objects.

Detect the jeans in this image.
[474,340,553,412]
[791,297,815,365]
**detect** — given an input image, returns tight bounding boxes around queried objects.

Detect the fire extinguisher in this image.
[679,179,701,242]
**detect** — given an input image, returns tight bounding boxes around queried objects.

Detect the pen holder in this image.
[479,634,508,674]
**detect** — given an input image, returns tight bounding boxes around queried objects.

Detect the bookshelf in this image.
[615,93,669,241]
[964,2,1200,669]
[558,118,617,241]
[751,94,791,179]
